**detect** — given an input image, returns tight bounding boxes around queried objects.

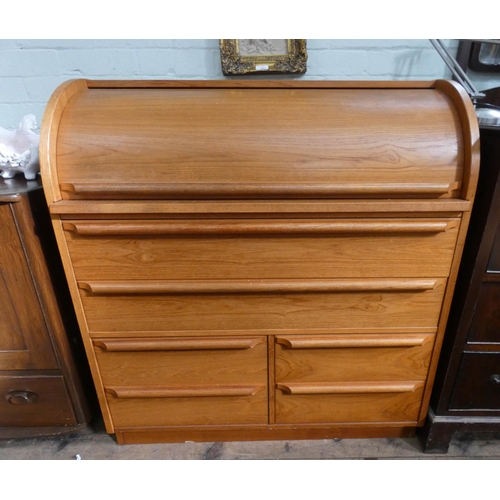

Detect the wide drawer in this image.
[63,218,459,280]
[0,375,76,427]
[80,278,446,335]
[94,336,268,426]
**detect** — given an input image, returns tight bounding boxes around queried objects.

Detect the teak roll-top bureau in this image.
[40,79,479,444]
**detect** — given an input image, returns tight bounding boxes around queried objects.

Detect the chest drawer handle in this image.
[6,390,39,405]
[94,337,265,352]
[60,181,461,200]
[276,381,424,395]
[276,334,432,349]
[105,385,265,399]
[63,219,458,236]
[79,278,442,295]
[489,374,500,386]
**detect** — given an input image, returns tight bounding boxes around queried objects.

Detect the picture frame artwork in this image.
[220,39,307,76]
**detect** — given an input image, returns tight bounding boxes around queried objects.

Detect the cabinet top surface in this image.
[0,177,42,203]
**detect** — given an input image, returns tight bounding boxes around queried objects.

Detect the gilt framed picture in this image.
[219,39,307,76]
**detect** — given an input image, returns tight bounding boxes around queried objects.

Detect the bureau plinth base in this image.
[114,424,417,445]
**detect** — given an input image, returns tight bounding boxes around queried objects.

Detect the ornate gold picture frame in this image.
[220,39,307,76]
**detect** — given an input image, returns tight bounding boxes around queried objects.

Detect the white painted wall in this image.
[1,39,499,129]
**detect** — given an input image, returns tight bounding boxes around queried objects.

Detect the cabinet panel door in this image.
[467,283,500,343]
[0,204,58,370]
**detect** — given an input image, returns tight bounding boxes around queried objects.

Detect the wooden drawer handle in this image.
[94,337,265,352]
[276,334,432,349]
[63,219,459,236]
[61,181,461,199]
[105,385,265,399]
[276,381,424,395]
[6,390,39,405]
[79,278,442,295]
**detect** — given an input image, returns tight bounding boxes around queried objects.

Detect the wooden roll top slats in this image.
[38,80,477,205]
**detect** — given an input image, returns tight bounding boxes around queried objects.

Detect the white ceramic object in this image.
[0,115,40,180]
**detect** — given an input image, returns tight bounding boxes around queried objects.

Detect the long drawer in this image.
[63,218,459,280]
[79,278,446,335]
[274,333,430,424]
[94,336,268,426]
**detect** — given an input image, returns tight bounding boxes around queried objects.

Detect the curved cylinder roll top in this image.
[40,79,479,206]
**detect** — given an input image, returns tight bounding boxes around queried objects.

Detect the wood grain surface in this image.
[39,79,479,442]
[55,88,464,198]
[63,218,459,281]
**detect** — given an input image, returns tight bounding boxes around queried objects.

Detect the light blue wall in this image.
[1,39,499,129]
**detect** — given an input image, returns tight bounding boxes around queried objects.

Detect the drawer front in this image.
[64,219,459,281]
[107,393,268,427]
[94,336,269,426]
[275,385,424,424]
[450,353,500,410]
[275,333,434,383]
[80,279,446,335]
[0,375,76,427]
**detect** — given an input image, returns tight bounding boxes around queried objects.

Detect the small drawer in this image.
[94,336,268,426]
[275,382,425,424]
[63,218,459,281]
[80,278,446,335]
[450,353,500,410]
[275,333,434,383]
[0,375,76,427]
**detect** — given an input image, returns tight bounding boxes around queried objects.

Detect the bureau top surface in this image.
[0,177,42,203]
[40,79,480,211]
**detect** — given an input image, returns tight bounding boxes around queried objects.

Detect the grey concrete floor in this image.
[1,415,500,459]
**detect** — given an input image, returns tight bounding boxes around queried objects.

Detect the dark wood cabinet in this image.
[0,177,92,438]
[418,120,500,453]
